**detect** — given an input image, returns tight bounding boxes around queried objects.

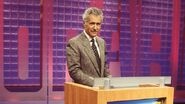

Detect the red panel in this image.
[150,63,161,76]
[0,0,4,93]
[0,0,3,67]
[171,0,180,87]
[129,0,137,76]
[117,0,121,61]
[109,62,121,77]
[66,29,77,41]
[111,32,119,52]
[18,26,29,80]
[43,0,53,88]
[151,33,161,52]
[128,0,142,76]
[90,0,104,9]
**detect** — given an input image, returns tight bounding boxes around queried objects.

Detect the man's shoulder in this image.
[68,32,83,41]
[97,36,105,43]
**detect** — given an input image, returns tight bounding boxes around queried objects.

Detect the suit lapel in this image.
[80,33,101,76]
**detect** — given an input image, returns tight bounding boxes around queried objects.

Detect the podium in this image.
[64,82,174,104]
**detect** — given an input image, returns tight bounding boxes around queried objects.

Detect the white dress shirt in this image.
[84,30,100,57]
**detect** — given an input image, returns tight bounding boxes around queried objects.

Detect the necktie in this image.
[91,39,101,70]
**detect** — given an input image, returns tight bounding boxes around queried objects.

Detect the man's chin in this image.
[90,34,98,37]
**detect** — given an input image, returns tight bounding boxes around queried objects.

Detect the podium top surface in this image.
[65,81,173,92]
[93,76,171,89]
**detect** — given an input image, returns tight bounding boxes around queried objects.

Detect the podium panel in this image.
[107,98,159,104]
[64,82,174,104]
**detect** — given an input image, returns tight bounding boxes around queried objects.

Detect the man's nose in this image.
[93,24,98,30]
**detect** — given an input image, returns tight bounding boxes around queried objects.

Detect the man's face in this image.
[84,14,102,38]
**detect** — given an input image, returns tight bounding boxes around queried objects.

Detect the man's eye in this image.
[97,23,101,25]
[89,23,101,26]
[90,23,95,25]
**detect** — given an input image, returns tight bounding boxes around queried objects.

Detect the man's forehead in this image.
[87,15,102,22]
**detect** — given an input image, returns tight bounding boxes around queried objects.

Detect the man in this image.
[66,7,111,87]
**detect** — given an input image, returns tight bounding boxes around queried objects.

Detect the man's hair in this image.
[82,7,103,22]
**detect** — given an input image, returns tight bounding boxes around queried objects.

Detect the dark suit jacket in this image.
[66,32,110,86]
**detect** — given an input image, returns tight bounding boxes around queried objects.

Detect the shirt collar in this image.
[84,30,97,42]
